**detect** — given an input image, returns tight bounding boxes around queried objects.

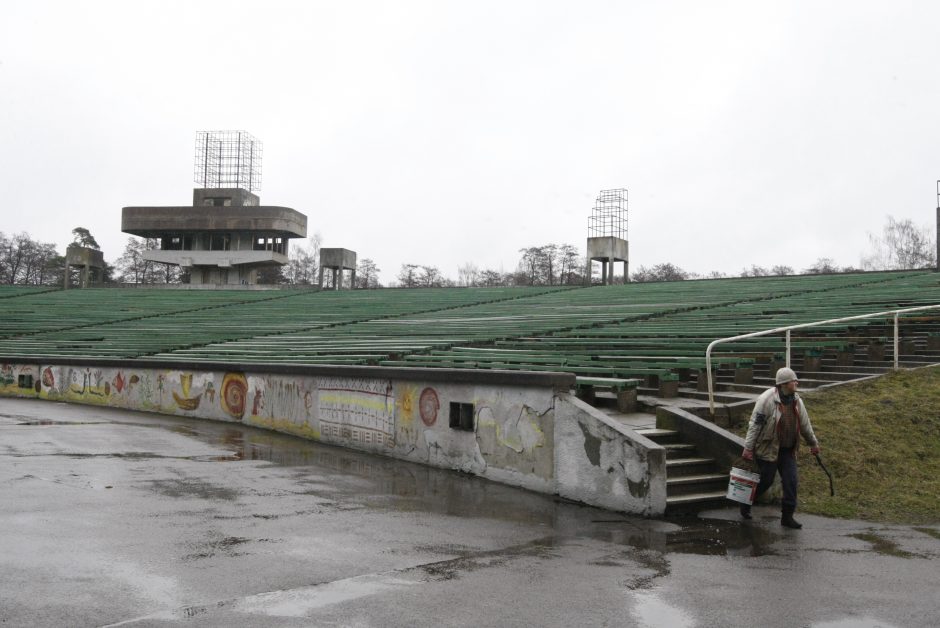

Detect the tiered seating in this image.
[0,286,566,359]
[0,272,936,392]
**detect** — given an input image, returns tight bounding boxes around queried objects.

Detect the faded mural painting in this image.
[0,362,556,490]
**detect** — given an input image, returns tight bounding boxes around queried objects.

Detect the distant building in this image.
[63,244,105,289]
[120,131,308,286]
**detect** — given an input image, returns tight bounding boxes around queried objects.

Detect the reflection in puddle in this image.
[631,591,694,628]
[20,405,786,560]
[231,573,417,617]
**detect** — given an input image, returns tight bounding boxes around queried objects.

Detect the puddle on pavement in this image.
[914,527,940,541]
[148,478,240,501]
[847,532,921,559]
[8,401,785,561]
[582,516,781,558]
[631,591,695,628]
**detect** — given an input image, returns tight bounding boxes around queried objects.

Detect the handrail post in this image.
[785,330,791,368]
[894,312,900,369]
[706,343,715,415]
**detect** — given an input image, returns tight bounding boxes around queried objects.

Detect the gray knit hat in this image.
[775,367,798,385]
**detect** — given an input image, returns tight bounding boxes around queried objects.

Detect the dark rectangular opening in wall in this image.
[449,402,475,431]
[17,374,33,389]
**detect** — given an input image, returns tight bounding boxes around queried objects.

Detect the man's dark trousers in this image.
[754,446,798,509]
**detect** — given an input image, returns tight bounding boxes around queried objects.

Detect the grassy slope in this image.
[737,366,940,524]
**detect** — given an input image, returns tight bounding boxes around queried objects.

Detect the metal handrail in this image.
[705,304,940,414]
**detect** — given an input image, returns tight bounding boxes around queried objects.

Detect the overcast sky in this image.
[2,1,939,282]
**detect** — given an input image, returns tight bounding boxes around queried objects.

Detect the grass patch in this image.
[735,366,940,524]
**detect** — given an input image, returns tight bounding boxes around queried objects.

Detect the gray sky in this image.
[2,1,939,283]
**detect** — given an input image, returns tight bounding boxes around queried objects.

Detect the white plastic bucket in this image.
[726,467,761,505]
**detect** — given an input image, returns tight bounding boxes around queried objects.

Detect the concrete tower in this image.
[121,132,307,286]
[586,188,629,284]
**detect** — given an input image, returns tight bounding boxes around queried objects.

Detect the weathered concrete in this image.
[586,236,629,284]
[554,396,667,516]
[0,359,665,515]
[1,397,937,628]
[319,248,358,290]
[122,206,307,238]
[64,244,105,289]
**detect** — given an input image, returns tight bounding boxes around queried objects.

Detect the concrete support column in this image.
[350,269,357,289]
[733,366,754,385]
[866,340,886,362]
[616,388,637,413]
[601,261,608,284]
[318,267,325,288]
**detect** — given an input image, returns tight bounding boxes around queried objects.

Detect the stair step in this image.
[666,456,717,476]
[666,490,729,506]
[666,456,715,467]
[635,428,682,444]
[663,443,697,459]
[667,473,727,486]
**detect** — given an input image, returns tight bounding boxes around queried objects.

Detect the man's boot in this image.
[740,504,752,520]
[781,506,802,529]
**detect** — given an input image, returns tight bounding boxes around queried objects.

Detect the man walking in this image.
[741,367,820,528]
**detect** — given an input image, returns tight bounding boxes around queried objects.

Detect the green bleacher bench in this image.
[574,377,641,413]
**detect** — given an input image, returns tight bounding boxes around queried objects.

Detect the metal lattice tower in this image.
[194,131,263,191]
[588,188,628,239]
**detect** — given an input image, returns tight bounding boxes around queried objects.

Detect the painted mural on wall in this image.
[317,377,395,449]
[0,363,38,396]
[1,362,556,489]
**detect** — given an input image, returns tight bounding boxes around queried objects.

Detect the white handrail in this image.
[706,304,940,414]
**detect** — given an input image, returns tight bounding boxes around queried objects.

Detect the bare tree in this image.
[740,265,769,277]
[397,264,420,288]
[632,263,690,282]
[862,216,937,270]
[803,257,839,274]
[770,265,794,276]
[355,258,381,288]
[419,265,443,287]
[457,262,480,287]
[285,234,321,285]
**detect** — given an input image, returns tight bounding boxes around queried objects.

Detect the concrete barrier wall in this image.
[0,359,666,516]
[555,396,667,516]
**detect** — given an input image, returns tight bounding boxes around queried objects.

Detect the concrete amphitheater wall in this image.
[0,358,667,516]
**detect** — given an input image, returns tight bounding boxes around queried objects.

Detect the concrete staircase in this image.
[635,427,729,515]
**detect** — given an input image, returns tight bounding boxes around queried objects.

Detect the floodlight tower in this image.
[586,189,629,284]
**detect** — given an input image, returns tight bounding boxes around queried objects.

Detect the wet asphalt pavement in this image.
[1,397,938,628]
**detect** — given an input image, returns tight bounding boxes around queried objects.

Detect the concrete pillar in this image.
[318,267,325,288]
[336,268,344,290]
[835,348,855,367]
[733,366,754,385]
[696,369,709,392]
[601,261,607,284]
[866,340,886,362]
[616,388,637,413]
[803,352,822,373]
[351,269,357,289]
[659,376,679,398]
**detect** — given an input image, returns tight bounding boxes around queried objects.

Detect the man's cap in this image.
[775,367,799,385]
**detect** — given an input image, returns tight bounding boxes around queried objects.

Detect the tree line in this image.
[2,216,935,288]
